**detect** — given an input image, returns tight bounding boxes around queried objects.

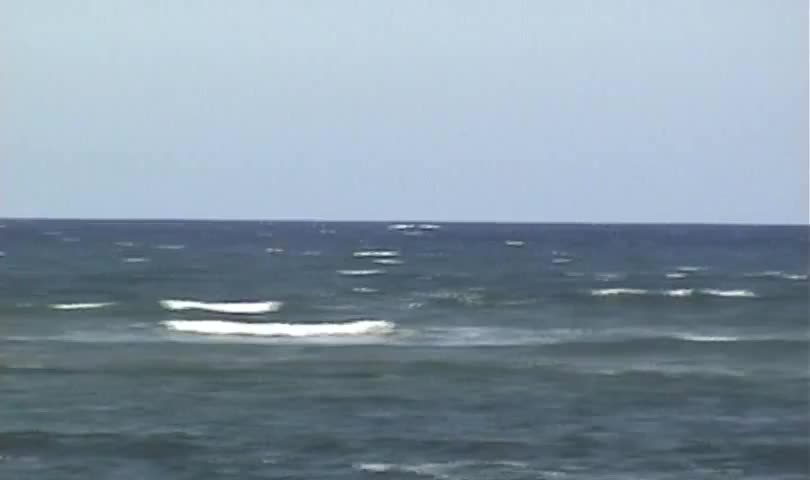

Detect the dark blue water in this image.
[1,220,808,479]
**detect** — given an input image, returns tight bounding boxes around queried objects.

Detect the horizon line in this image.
[1,216,807,227]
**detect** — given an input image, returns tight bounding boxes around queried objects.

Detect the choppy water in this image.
[1,220,808,479]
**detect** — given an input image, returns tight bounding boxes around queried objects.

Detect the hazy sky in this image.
[2,1,807,223]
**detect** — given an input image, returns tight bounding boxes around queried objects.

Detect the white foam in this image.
[665,272,688,279]
[505,240,525,247]
[354,460,529,477]
[590,288,648,296]
[49,302,115,311]
[61,237,80,242]
[114,241,136,247]
[663,288,695,297]
[676,266,707,272]
[674,334,741,342]
[372,259,404,265]
[265,248,285,254]
[700,289,757,298]
[417,223,442,230]
[123,257,150,263]
[595,273,624,281]
[551,257,572,264]
[352,287,379,293]
[163,319,395,337]
[387,224,415,231]
[337,269,385,276]
[745,271,808,281]
[155,244,185,250]
[159,300,283,314]
[353,250,400,258]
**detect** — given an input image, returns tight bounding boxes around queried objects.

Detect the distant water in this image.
[1,220,808,479]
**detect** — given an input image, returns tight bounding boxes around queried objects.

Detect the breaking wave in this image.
[590,288,757,298]
[159,300,283,314]
[49,302,115,311]
[162,319,395,337]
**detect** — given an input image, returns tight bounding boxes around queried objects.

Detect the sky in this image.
[1,0,807,224]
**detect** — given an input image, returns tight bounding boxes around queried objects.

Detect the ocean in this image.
[0,220,807,479]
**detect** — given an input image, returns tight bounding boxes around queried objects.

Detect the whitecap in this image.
[61,237,80,242]
[590,288,648,296]
[700,289,757,298]
[155,244,185,250]
[123,257,150,263]
[387,224,415,231]
[353,250,400,258]
[159,300,283,314]
[505,240,525,247]
[49,302,115,311]
[352,287,379,293]
[337,269,385,276]
[674,333,741,342]
[745,271,807,281]
[265,248,285,254]
[417,224,442,230]
[676,266,707,272]
[372,259,404,265]
[354,460,529,477]
[662,289,695,297]
[595,273,624,281]
[665,272,688,279]
[551,257,572,264]
[114,241,136,247]
[163,319,395,337]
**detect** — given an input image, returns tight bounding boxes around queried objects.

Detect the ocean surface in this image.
[0,220,807,479]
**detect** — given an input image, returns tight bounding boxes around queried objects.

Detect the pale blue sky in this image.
[1,0,807,223]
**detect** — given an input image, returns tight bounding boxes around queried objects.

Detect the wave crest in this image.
[50,302,115,311]
[162,319,395,337]
[159,300,283,314]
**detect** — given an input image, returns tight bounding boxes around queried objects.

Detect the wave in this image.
[162,319,395,337]
[354,460,529,477]
[504,240,525,247]
[595,273,625,281]
[352,287,379,293]
[417,223,442,230]
[590,288,648,296]
[114,241,136,247]
[590,288,757,298]
[159,300,283,314]
[665,272,688,279]
[673,334,740,342]
[337,269,385,276]
[49,302,115,311]
[744,271,808,281]
[551,257,572,264]
[265,247,285,254]
[155,244,185,250]
[372,259,404,265]
[353,250,400,258]
[700,289,757,298]
[676,266,708,272]
[387,223,415,231]
[122,257,150,263]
